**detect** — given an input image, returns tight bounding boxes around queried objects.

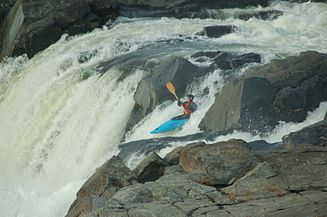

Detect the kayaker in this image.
[177,94,197,117]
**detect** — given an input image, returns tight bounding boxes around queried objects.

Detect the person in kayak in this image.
[173,94,197,120]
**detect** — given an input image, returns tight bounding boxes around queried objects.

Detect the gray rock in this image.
[66,195,106,217]
[133,152,168,183]
[199,77,276,133]
[199,25,236,38]
[76,156,136,200]
[111,184,153,203]
[179,140,259,186]
[222,162,288,202]
[200,51,327,134]
[282,120,327,147]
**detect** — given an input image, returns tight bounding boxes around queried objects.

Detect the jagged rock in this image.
[133,152,168,183]
[127,56,208,130]
[179,140,259,186]
[199,77,276,133]
[282,120,327,147]
[76,156,136,199]
[199,51,327,134]
[163,146,183,165]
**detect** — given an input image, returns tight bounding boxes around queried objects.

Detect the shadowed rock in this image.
[199,51,327,134]
[133,152,168,183]
[197,25,236,38]
[282,120,327,148]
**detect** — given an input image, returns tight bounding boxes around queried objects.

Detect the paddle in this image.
[165,82,187,114]
[165,82,179,100]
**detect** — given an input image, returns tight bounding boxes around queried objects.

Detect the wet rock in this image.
[76,156,136,200]
[111,183,153,203]
[197,25,236,38]
[133,152,168,183]
[179,139,259,186]
[324,109,327,120]
[199,77,276,133]
[200,51,327,134]
[282,120,327,147]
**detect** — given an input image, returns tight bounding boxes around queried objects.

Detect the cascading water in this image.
[0,1,327,217]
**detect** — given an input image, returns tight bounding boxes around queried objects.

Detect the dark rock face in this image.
[325,110,327,120]
[197,25,236,38]
[133,152,168,183]
[282,120,327,147]
[199,77,276,133]
[126,56,208,131]
[200,51,327,134]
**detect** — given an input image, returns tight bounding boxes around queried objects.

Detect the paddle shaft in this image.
[165,82,187,114]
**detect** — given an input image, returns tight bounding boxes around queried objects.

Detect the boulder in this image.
[282,120,327,148]
[179,139,259,186]
[200,51,327,134]
[325,110,327,120]
[238,10,283,21]
[76,156,136,200]
[133,152,168,183]
[197,25,236,38]
[199,77,276,133]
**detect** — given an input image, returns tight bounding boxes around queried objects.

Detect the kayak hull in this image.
[150,117,188,134]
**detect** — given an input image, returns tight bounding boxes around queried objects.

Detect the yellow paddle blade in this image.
[165,82,179,100]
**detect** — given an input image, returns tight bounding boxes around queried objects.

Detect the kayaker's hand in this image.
[177,100,182,106]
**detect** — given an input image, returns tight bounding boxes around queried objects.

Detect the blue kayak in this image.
[150,115,189,134]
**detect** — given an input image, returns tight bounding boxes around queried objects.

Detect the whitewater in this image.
[0,1,327,217]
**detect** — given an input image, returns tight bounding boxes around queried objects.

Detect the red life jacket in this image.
[182,102,193,115]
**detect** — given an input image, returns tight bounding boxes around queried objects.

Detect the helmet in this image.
[187,94,194,100]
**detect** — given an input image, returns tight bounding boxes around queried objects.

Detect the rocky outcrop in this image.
[199,51,327,134]
[179,140,259,186]
[282,120,327,148]
[66,133,327,217]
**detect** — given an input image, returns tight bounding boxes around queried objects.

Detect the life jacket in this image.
[182,101,194,115]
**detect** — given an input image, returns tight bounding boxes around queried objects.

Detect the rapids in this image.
[0,1,326,216]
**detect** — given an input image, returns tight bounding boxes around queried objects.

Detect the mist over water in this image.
[0,2,327,217]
